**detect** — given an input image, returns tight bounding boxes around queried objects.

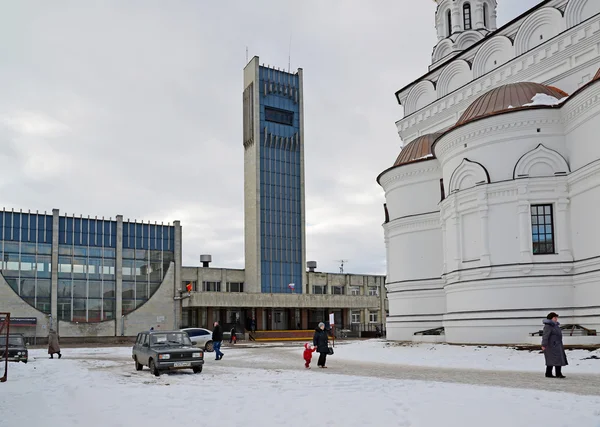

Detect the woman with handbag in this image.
[541,312,568,378]
[313,322,330,368]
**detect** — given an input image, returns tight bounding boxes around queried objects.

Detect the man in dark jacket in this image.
[212,321,224,361]
[541,312,568,378]
[313,322,329,368]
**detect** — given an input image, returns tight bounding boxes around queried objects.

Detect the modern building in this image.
[179,56,386,334]
[1,56,387,341]
[243,56,306,294]
[181,259,386,332]
[379,0,600,345]
[0,208,182,340]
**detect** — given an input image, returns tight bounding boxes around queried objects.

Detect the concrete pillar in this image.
[173,220,182,329]
[221,269,227,293]
[115,215,123,336]
[50,209,59,332]
[301,309,308,329]
[256,308,263,331]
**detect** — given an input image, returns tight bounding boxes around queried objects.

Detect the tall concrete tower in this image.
[243,56,306,294]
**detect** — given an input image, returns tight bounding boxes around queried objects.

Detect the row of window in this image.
[186,281,244,293]
[260,184,303,201]
[1,212,53,244]
[445,3,488,37]
[122,222,175,251]
[351,310,379,324]
[57,297,115,322]
[264,106,294,126]
[261,172,302,190]
[312,285,379,296]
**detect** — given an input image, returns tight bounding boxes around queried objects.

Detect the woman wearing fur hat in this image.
[541,312,567,378]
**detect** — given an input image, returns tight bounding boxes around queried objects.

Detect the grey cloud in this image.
[0,0,541,275]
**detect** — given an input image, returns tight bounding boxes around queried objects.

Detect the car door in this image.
[196,329,210,346]
[141,333,150,365]
[185,329,199,347]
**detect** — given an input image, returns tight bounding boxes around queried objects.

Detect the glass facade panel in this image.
[0,211,174,322]
[257,67,303,294]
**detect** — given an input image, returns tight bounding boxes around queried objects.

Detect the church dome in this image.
[393,133,442,166]
[456,82,568,126]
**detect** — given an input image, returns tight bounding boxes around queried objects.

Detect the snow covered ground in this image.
[2,345,600,427]
[328,340,600,373]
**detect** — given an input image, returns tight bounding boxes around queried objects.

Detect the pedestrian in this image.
[303,342,316,369]
[48,329,61,359]
[230,327,237,344]
[541,312,568,378]
[313,322,329,368]
[212,321,224,360]
[251,318,256,333]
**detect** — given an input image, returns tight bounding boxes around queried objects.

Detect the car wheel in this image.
[149,359,160,377]
[205,341,214,352]
[134,356,143,371]
[193,365,203,374]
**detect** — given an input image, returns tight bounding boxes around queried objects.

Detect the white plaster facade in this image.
[380,0,600,344]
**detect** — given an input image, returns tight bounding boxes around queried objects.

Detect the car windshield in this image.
[0,336,24,347]
[149,332,192,347]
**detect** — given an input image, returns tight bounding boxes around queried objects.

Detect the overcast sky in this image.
[0,0,540,275]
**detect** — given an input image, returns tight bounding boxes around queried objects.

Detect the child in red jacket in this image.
[303,343,316,368]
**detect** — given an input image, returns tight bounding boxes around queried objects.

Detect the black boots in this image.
[546,366,566,378]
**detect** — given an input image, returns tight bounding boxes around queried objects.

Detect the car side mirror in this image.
[191,341,197,345]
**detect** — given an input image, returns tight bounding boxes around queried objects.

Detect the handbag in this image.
[327,346,334,355]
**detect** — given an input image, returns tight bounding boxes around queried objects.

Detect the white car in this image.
[180,328,214,352]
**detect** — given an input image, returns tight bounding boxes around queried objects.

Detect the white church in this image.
[379,0,600,345]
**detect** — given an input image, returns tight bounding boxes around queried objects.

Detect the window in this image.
[227,282,244,292]
[265,107,294,126]
[350,286,361,296]
[312,285,326,295]
[369,311,379,323]
[332,286,344,295]
[202,281,221,292]
[531,205,555,255]
[463,3,472,30]
[483,3,488,27]
[351,311,361,324]
[368,287,379,297]
[447,10,452,37]
[182,280,197,291]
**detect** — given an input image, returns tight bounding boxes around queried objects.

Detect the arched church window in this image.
[447,10,452,37]
[463,3,472,30]
[483,3,488,28]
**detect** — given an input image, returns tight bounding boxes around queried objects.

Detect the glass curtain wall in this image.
[0,212,53,314]
[122,222,174,315]
[57,217,117,322]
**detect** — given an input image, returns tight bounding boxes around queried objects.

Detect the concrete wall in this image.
[0,273,50,338]
[123,262,175,336]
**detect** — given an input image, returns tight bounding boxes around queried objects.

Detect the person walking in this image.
[542,312,568,378]
[212,321,224,361]
[313,322,329,368]
[229,327,237,344]
[48,329,61,359]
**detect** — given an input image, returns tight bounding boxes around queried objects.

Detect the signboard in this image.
[328,313,335,327]
[0,317,37,326]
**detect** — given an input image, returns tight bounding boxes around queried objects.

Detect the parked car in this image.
[0,333,28,363]
[132,331,204,376]
[180,328,214,352]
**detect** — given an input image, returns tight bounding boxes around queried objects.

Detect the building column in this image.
[173,220,182,329]
[517,185,532,266]
[50,209,59,332]
[478,190,490,266]
[556,198,573,262]
[115,215,123,336]
[221,269,227,293]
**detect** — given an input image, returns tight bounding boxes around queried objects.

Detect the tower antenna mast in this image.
[336,259,349,274]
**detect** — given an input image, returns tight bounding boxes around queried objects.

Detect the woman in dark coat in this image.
[541,312,568,378]
[313,322,329,368]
